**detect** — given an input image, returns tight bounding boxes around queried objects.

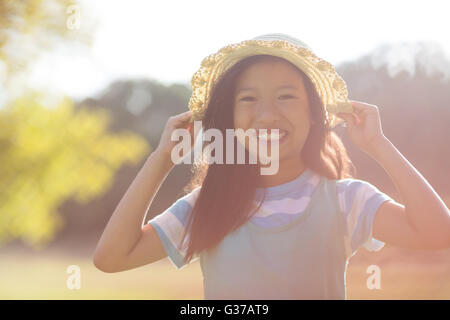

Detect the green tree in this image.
[0,0,92,94]
[0,92,149,249]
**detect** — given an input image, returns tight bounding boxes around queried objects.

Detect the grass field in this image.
[1,245,449,299]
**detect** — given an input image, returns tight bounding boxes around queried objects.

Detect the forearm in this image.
[369,137,450,242]
[94,149,174,265]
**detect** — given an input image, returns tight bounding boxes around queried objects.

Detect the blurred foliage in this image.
[0,0,93,92]
[82,79,192,148]
[58,79,194,242]
[335,42,450,198]
[0,92,149,249]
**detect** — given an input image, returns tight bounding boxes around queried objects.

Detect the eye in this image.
[239,96,255,102]
[279,94,296,100]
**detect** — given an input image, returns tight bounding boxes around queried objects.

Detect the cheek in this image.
[233,107,251,130]
[290,117,311,146]
[233,109,251,150]
[295,127,310,151]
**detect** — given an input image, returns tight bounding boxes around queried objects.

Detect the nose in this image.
[254,100,281,123]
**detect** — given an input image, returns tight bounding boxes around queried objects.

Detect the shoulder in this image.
[335,177,374,192]
[334,177,391,214]
[150,186,201,228]
[334,177,391,254]
[147,186,202,269]
[335,177,383,200]
[175,186,202,208]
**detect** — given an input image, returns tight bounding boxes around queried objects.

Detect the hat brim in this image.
[189,39,353,128]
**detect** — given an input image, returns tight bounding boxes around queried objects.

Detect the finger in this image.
[178,110,193,120]
[350,101,376,114]
[350,103,365,113]
[348,105,367,123]
[337,113,355,126]
[188,122,201,147]
[349,100,369,108]
[172,111,193,126]
[187,123,195,145]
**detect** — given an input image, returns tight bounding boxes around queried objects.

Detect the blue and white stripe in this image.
[148,169,393,269]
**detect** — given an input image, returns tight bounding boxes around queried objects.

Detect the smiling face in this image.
[233,57,313,166]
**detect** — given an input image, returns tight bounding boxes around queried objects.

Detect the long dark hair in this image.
[180,55,356,263]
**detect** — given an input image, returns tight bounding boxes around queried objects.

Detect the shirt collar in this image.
[255,168,314,200]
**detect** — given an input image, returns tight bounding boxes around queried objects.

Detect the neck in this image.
[256,156,306,188]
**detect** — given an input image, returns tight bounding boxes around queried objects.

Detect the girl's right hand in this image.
[154,110,198,162]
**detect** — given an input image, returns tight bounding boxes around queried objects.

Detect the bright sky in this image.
[28,0,450,100]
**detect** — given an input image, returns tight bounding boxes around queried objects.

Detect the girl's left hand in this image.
[336,100,387,154]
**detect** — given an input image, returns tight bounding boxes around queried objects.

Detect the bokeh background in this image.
[0,0,449,299]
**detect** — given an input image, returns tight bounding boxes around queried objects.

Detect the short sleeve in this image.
[337,179,393,257]
[147,186,201,269]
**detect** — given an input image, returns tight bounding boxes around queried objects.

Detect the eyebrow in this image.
[235,85,299,95]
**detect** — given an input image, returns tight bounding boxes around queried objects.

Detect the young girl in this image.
[93,34,450,300]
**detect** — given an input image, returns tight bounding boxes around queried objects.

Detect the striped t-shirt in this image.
[148,168,393,269]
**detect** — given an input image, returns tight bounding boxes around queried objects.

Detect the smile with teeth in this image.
[254,129,288,141]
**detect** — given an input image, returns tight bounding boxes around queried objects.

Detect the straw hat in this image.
[188,33,353,128]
